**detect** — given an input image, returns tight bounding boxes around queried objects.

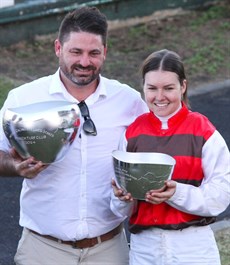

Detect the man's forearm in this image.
[0,150,18,176]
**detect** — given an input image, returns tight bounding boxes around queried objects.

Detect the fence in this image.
[0,0,219,46]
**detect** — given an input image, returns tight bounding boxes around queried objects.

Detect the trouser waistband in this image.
[28,223,123,249]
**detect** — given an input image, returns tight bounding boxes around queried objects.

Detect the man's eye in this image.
[91,52,100,56]
[70,50,81,55]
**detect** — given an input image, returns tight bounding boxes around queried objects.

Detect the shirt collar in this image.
[86,75,107,105]
[149,103,189,129]
[155,103,182,122]
[49,70,107,103]
[49,69,65,95]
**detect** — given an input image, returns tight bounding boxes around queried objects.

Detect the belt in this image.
[29,223,123,249]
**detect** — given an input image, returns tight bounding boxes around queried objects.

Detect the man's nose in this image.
[79,54,91,67]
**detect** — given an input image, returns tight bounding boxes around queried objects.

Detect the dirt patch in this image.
[0,0,229,93]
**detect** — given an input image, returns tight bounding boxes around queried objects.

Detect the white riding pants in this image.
[129,225,221,265]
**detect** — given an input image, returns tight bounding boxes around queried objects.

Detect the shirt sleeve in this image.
[134,95,149,117]
[110,131,133,218]
[110,191,134,218]
[0,89,18,152]
[167,130,230,216]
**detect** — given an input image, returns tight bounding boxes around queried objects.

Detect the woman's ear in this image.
[181,79,187,94]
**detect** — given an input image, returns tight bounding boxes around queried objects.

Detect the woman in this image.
[111,49,230,265]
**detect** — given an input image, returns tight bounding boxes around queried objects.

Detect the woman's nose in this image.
[156,89,165,100]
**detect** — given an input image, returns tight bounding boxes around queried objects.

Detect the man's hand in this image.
[10,148,47,179]
[111,179,134,202]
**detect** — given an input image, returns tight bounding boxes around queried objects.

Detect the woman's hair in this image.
[58,6,108,46]
[140,49,189,106]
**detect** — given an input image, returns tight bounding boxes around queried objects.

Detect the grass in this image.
[185,45,225,74]
[0,77,20,107]
[105,2,229,89]
[215,228,230,265]
[0,2,229,92]
[189,5,229,28]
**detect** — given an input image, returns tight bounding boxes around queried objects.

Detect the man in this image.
[0,6,148,265]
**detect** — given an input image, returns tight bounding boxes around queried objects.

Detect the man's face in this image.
[55,31,107,87]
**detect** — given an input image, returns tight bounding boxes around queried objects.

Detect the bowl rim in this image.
[112,150,176,165]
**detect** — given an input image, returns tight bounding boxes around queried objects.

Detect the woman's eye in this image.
[147,86,157,90]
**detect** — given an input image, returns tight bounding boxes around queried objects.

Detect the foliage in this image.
[0,77,17,107]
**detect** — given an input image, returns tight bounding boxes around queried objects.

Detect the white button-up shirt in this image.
[0,70,148,240]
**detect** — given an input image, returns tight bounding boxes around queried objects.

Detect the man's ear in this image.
[54,39,61,57]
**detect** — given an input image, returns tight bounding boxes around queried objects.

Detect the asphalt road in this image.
[0,84,229,265]
[189,85,230,221]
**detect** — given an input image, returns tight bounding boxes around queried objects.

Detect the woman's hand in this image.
[145,180,177,204]
[111,179,134,202]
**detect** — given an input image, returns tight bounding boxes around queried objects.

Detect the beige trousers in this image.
[14,228,129,265]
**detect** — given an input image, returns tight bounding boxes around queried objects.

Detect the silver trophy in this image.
[112,150,176,200]
[3,101,81,164]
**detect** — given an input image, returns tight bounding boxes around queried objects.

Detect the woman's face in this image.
[143,70,186,117]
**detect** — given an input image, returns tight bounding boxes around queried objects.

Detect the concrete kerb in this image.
[211,219,230,232]
[188,79,230,98]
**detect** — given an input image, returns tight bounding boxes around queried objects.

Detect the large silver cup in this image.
[3,101,81,164]
[112,150,176,200]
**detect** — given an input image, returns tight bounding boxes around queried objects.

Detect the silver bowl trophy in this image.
[3,101,81,164]
[112,150,176,200]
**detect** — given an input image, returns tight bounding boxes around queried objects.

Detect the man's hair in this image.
[58,6,108,46]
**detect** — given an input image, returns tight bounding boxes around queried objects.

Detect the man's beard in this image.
[61,63,100,86]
